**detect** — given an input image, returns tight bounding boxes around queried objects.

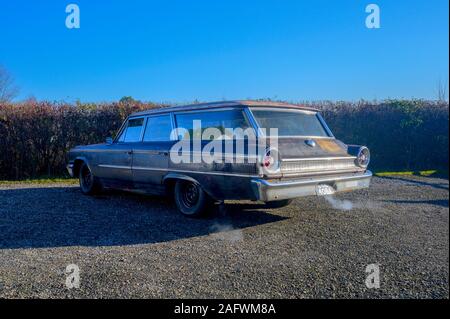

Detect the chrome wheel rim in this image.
[181,183,200,208]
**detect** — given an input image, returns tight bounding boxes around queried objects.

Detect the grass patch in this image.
[0,177,78,185]
[375,170,448,177]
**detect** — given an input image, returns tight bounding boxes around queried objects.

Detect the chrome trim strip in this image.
[276,136,335,139]
[76,149,132,153]
[98,164,259,177]
[130,101,320,118]
[169,112,178,141]
[133,150,164,155]
[113,116,129,143]
[244,107,264,137]
[97,165,369,180]
[173,107,238,115]
[132,166,260,178]
[98,164,132,170]
[139,117,148,142]
[250,107,317,115]
[79,148,259,159]
[317,113,335,138]
[280,157,359,175]
[282,156,356,162]
[281,168,365,177]
[168,151,259,160]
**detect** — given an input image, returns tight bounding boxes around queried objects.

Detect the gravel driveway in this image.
[0,175,448,298]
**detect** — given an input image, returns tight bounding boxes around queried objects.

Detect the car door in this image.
[96,117,145,188]
[132,114,176,192]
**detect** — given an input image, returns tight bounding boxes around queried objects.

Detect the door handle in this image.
[159,151,169,156]
[126,151,133,155]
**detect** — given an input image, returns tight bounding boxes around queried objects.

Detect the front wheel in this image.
[174,180,211,217]
[265,199,293,209]
[79,163,102,195]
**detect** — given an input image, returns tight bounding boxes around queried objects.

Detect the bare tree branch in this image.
[0,65,19,103]
[437,78,448,102]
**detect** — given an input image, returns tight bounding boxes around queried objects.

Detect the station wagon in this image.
[67,100,372,217]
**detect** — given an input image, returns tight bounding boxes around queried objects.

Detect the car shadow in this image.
[0,186,288,249]
[377,175,449,191]
[382,199,449,208]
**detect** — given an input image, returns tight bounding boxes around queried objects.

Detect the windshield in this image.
[250,108,330,137]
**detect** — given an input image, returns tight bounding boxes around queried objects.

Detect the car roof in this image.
[129,100,319,118]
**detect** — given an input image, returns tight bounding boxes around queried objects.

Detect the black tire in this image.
[79,162,102,195]
[174,180,211,217]
[265,199,293,209]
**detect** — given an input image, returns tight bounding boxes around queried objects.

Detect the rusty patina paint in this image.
[316,139,344,153]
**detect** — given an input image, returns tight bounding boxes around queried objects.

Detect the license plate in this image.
[316,184,335,196]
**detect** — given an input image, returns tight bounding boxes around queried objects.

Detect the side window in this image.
[175,109,251,140]
[143,115,173,142]
[121,118,144,143]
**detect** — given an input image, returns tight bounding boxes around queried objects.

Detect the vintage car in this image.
[67,100,372,217]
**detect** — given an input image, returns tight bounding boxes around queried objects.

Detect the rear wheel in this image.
[174,180,211,217]
[79,163,102,195]
[265,199,293,209]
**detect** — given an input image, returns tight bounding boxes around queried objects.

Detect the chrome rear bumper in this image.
[251,171,372,202]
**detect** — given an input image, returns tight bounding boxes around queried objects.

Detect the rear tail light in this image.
[260,147,280,175]
[356,146,370,168]
[262,154,274,168]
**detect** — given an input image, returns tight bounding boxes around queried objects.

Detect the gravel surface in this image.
[0,175,448,298]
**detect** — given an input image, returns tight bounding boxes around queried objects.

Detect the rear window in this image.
[250,108,330,137]
[175,109,252,140]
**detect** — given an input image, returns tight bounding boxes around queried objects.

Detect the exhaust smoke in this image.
[324,195,353,211]
[210,223,244,243]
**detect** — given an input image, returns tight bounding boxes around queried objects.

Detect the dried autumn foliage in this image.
[0,100,163,179]
[0,99,448,180]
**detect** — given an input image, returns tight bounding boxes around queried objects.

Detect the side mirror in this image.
[106,137,113,145]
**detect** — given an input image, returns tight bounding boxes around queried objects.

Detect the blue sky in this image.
[0,0,448,103]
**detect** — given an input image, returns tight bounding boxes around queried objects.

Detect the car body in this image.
[67,100,372,216]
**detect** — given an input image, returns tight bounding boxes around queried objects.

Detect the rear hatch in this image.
[273,137,361,177]
[249,107,363,177]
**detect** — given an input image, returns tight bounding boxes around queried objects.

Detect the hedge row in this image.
[317,100,449,171]
[0,100,448,180]
[0,101,160,180]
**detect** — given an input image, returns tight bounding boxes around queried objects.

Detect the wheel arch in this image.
[162,173,218,200]
[73,157,91,178]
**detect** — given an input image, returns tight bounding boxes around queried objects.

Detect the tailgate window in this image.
[250,108,330,137]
